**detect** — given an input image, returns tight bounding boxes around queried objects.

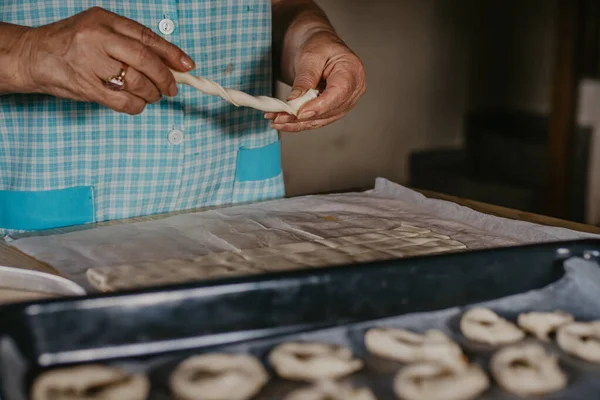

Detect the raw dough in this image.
[490,342,567,396]
[171,70,319,116]
[169,353,268,400]
[269,342,363,382]
[556,321,600,363]
[393,362,489,400]
[364,328,466,370]
[517,311,574,341]
[31,364,149,400]
[460,307,525,345]
[283,380,375,400]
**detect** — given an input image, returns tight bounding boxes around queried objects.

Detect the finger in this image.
[264,112,277,120]
[298,69,356,120]
[102,33,177,97]
[272,113,345,132]
[274,114,296,124]
[95,84,147,115]
[96,59,161,104]
[288,56,325,101]
[104,10,195,72]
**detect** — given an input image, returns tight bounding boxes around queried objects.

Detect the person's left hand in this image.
[266,31,366,132]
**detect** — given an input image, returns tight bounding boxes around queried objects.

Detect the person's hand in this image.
[15,7,194,114]
[266,31,366,132]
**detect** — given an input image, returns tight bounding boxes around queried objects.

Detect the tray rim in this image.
[2,238,599,313]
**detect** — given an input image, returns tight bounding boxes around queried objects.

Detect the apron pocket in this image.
[0,186,95,231]
[233,141,284,203]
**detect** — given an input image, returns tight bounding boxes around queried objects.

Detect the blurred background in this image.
[276,0,600,227]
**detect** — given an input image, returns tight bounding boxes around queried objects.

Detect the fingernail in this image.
[181,55,195,71]
[287,89,302,101]
[298,110,316,120]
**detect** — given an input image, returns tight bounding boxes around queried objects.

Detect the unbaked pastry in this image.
[169,353,268,400]
[269,342,363,382]
[283,380,375,400]
[556,321,600,363]
[517,311,574,341]
[393,362,489,400]
[364,328,466,370]
[171,70,319,116]
[31,364,149,400]
[490,342,567,396]
[460,307,524,345]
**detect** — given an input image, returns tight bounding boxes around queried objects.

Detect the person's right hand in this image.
[15,7,194,115]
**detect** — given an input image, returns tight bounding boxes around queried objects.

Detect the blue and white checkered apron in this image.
[0,0,284,232]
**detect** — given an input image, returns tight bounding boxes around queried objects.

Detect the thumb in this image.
[287,63,323,101]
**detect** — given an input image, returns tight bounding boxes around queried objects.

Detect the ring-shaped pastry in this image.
[269,342,363,382]
[556,321,600,363]
[31,364,149,400]
[460,308,524,345]
[283,380,375,400]
[393,362,489,400]
[490,343,567,397]
[517,311,574,341]
[364,328,466,370]
[169,353,268,400]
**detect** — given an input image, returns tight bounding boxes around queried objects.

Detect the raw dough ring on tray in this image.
[460,307,525,345]
[557,321,600,363]
[169,353,269,400]
[269,342,363,382]
[490,342,567,396]
[31,364,150,400]
[283,380,376,400]
[393,362,489,400]
[364,328,466,370]
[517,311,574,341]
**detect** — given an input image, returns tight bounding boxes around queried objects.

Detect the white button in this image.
[168,129,184,145]
[159,19,175,35]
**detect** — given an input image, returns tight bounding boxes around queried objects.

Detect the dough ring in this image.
[169,353,268,400]
[171,70,319,116]
[556,321,600,363]
[517,311,574,341]
[283,380,376,400]
[490,342,567,396]
[364,328,466,370]
[460,307,525,345]
[268,342,363,382]
[393,362,489,400]
[31,364,149,400]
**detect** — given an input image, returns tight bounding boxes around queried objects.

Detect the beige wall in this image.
[279,0,556,197]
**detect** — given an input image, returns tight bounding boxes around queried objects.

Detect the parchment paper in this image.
[5,179,597,291]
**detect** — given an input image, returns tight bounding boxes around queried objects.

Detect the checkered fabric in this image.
[0,0,284,226]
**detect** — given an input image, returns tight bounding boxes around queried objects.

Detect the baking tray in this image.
[0,239,599,399]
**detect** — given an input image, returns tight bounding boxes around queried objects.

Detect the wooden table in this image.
[1,189,598,277]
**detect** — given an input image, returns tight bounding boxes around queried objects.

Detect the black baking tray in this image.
[0,239,599,399]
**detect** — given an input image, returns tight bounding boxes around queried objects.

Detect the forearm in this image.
[0,22,33,94]
[272,0,336,85]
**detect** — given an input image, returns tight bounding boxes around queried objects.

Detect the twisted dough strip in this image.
[171,70,320,116]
